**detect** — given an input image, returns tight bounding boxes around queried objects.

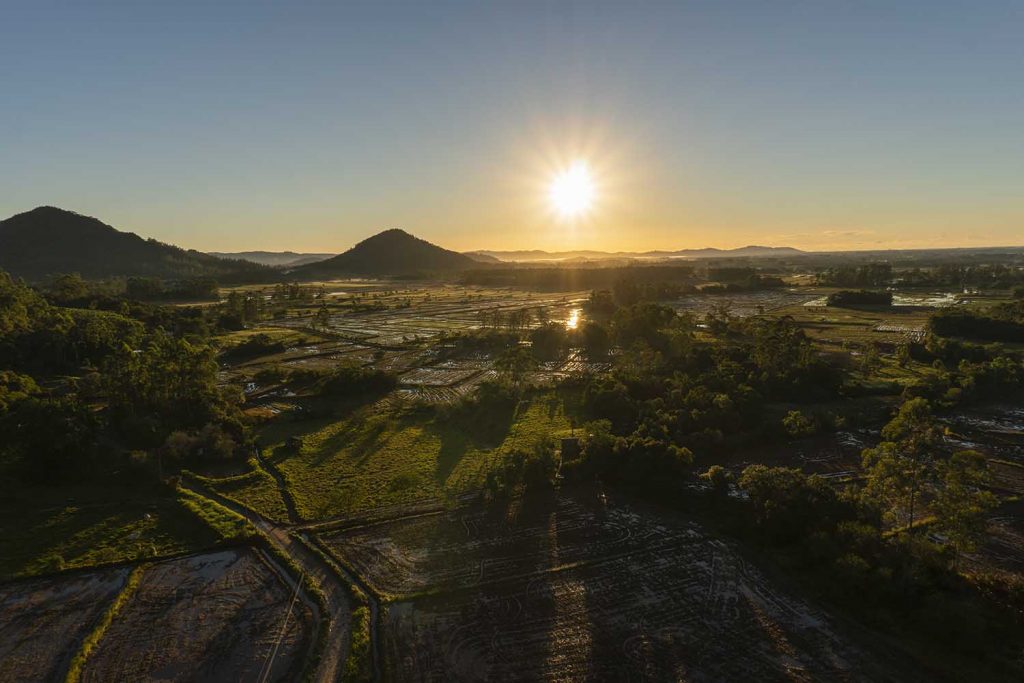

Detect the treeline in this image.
[826,289,893,307]
[0,270,248,485]
[930,300,1024,343]
[725,399,1017,660]
[819,261,1024,291]
[900,263,1024,289]
[817,263,893,287]
[44,272,220,305]
[461,265,696,290]
[558,302,843,491]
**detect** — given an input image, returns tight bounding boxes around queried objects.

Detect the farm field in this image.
[0,548,315,683]
[0,482,233,581]
[10,6,1024,679]
[0,567,131,682]
[3,275,1022,683]
[251,391,581,521]
[318,491,922,681]
[220,282,590,405]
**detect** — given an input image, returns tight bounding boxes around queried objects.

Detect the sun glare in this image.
[549,161,596,218]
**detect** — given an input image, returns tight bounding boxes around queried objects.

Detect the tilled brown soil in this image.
[0,567,131,682]
[79,548,313,683]
[325,493,926,682]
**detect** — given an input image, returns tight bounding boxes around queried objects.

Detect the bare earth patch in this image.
[321,493,923,681]
[0,567,130,682]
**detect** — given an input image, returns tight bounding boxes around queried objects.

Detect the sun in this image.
[549,161,596,218]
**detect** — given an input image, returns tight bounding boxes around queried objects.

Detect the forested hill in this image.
[0,207,275,282]
[292,228,478,278]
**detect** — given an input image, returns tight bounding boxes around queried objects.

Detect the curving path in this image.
[180,478,354,683]
[253,445,302,524]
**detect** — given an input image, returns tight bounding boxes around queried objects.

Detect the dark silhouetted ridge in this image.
[294,228,477,277]
[0,206,274,282]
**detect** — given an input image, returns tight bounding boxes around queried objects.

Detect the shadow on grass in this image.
[0,491,216,580]
[432,402,516,484]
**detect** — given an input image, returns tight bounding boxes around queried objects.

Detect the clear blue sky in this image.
[3,1,1022,252]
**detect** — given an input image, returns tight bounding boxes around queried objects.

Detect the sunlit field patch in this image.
[253,391,580,520]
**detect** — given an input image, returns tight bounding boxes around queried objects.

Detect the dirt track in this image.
[179,478,355,683]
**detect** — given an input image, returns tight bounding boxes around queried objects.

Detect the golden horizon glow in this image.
[548,161,596,218]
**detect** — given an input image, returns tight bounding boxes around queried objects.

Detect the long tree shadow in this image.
[432,400,516,484]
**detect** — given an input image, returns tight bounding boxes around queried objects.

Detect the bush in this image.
[289,364,397,397]
[782,410,816,437]
[221,333,285,360]
[701,465,731,496]
[826,290,893,307]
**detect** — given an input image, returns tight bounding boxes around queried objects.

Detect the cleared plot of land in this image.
[255,393,579,521]
[265,284,586,347]
[782,305,936,347]
[0,567,130,682]
[321,494,698,599]
[668,289,821,317]
[80,548,314,683]
[947,405,1024,464]
[400,366,481,387]
[321,493,917,681]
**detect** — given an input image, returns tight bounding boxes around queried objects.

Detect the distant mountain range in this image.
[0,207,275,282]
[8,206,1022,289]
[209,251,336,268]
[466,245,805,262]
[292,228,478,277]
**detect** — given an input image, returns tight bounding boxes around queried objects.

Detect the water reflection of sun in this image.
[565,308,580,330]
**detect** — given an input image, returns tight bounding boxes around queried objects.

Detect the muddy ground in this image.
[0,567,130,682]
[0,548,314,683]
[80,548,313,683]
[323,492,924,682]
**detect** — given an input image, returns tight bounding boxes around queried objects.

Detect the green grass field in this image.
[0,482,233,580]
[197,466,292,522]
[245,390,581,520]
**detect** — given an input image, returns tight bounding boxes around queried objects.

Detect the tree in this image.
[2,395,100,482]
[495,346,537,386]
[738,465,846,543]
[701,465,732,497]
[861,398,941,539]
[0,371,39,413]
[529,323,566,360]
[584,289,617,320]
[933,450,998,567]
[48,273,90,303]
[314,303,332,330]
[579,321,610,359]
[102,331,237,445]
[783,410,815,438]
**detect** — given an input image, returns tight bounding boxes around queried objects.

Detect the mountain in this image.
[672,245,805,258]
[293,228,478,277]
[209,251,335,268]
[0,206,275,282]
[463,251,502,264]
[471,245,805,262]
